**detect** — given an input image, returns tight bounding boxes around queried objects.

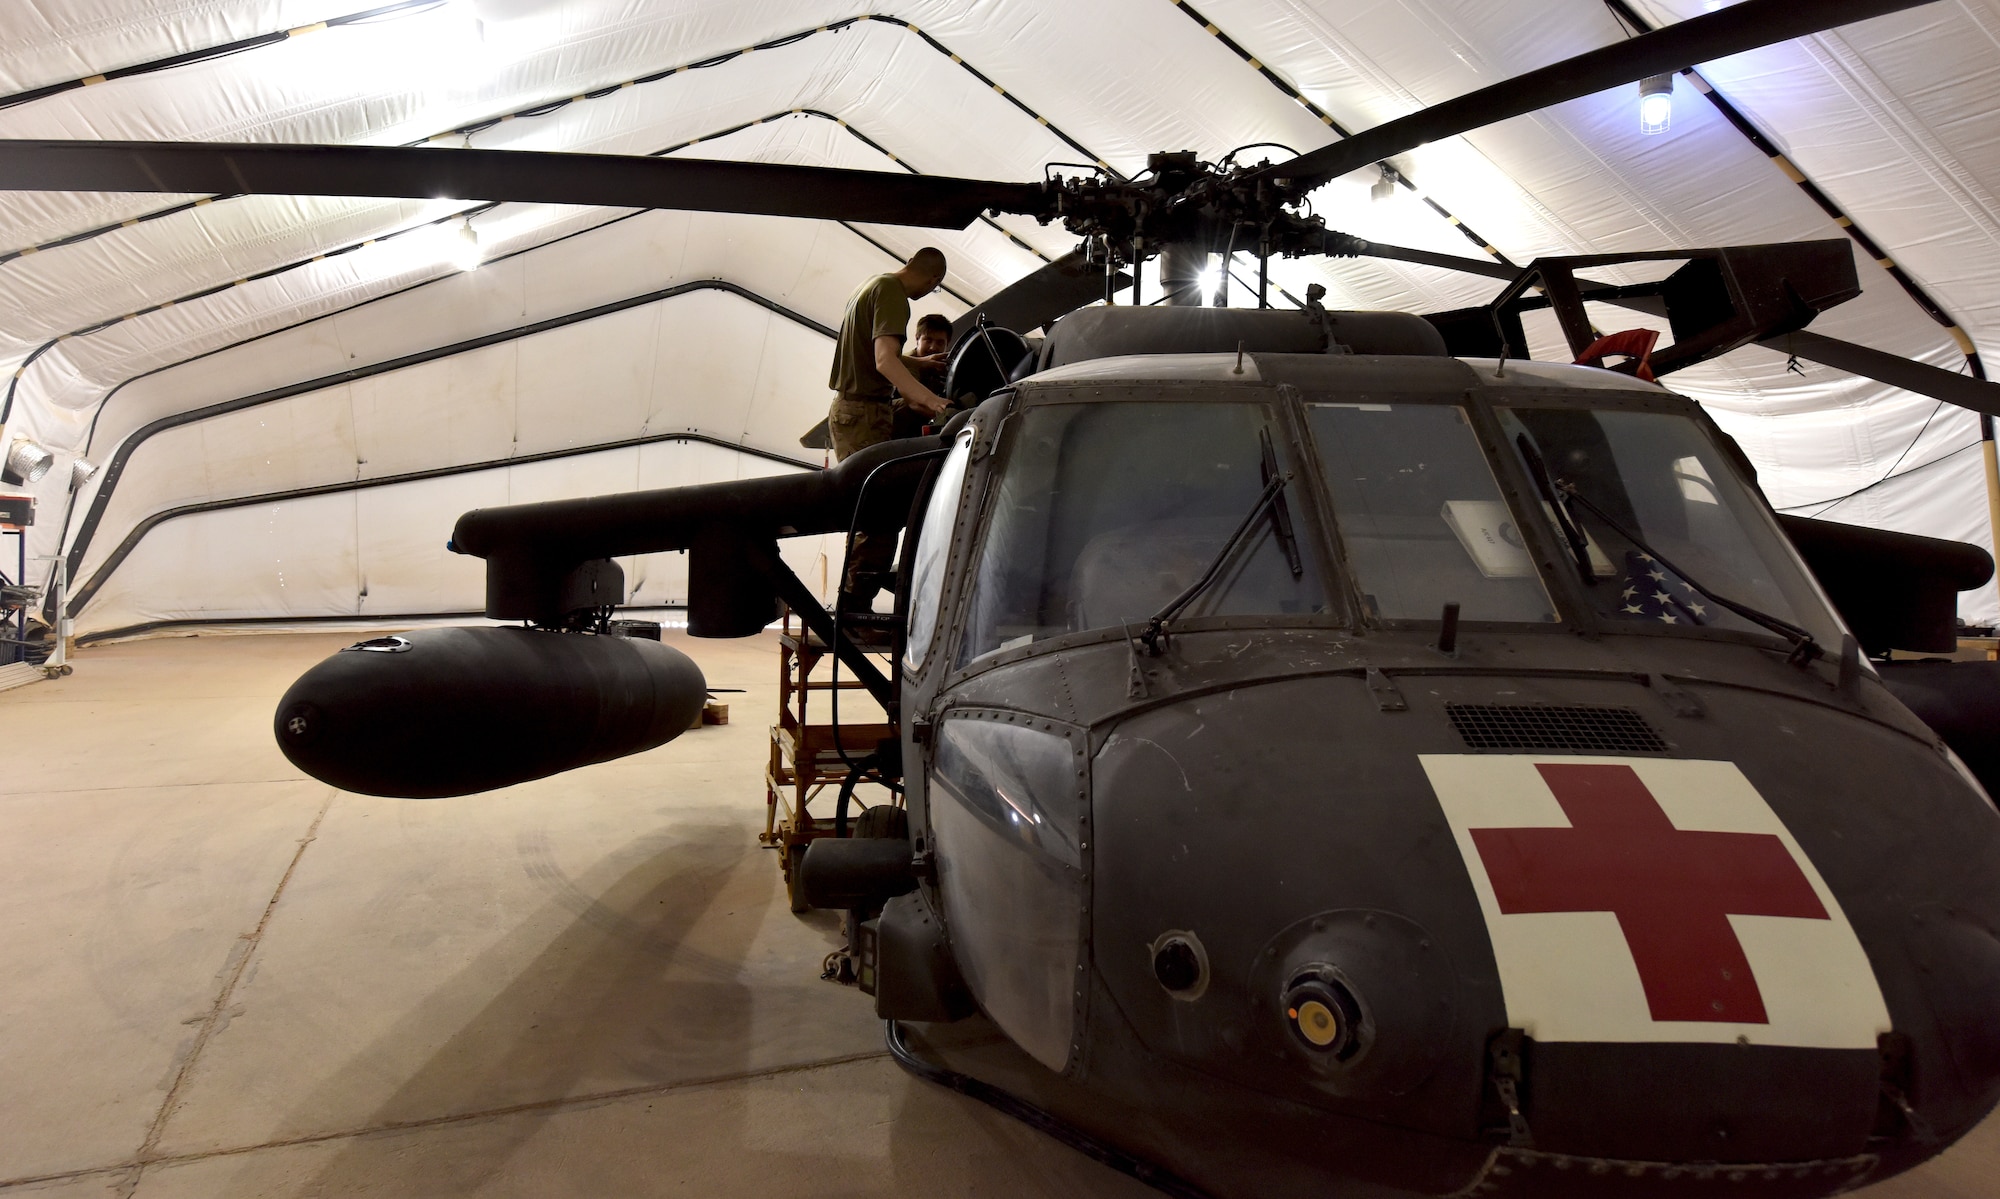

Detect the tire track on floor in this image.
[0,1047,892,1192]
[112,789,336,1198]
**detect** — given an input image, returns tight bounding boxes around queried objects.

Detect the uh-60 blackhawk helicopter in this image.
[9,0,2000,1194]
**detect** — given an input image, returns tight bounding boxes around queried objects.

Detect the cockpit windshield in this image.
[947,384,1844,668]
[957,399,1328,666]
[1500,407,1844,649]
[1304,402,1559,624]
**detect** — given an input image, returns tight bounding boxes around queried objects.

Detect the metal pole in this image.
[1983,417,2000,610]
[1131,238,1143,307]
[33,555,66,671]
[1257,235,1270,309]
[52,555,65,671]
[1158,242,1207,306]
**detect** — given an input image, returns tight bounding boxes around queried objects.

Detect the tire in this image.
[785,843,812,914]
[853,804,909,841]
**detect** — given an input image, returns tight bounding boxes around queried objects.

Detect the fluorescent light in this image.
[1640,73,1674,136]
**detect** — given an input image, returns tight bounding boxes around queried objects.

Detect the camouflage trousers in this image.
[828,394,898,600]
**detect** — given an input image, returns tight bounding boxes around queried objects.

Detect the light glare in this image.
[1197,263,1222,307]
[449,219,483,272]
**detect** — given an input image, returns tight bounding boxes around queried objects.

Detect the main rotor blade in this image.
[0,140,1048,229]
[1262,0,1940,190]
[1348,236,1671,316]
[1760,330,2000,419]
[951,249,1130,340]
[1348,237,1519,282]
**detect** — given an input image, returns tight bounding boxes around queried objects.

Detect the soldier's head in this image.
[899,247,948,298]
[914,313,952,358]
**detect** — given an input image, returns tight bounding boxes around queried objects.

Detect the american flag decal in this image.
[1617,551,1708,625]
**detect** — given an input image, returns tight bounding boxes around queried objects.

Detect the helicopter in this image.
[7,0,2000,1194]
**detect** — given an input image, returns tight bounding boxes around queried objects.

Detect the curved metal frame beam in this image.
[63,279,832,618]
[70,427,817,622]
[0,1,444,114]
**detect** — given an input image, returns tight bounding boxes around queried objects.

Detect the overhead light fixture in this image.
[1639,73,1674,136]
[3,436,53,486]
[449,217,483,272]
[1370,167,1398,203]
[70,456,100,491]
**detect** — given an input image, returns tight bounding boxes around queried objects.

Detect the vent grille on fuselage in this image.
[1446,703,1667,754]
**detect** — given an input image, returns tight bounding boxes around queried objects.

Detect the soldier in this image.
[912,312,952,373]
[893,313,956,440]
[827,248,949,602]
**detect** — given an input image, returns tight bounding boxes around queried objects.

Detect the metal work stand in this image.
[2,525,24,666]
[763,603,899,912]
[0,549,72,684]
[34,555,70,675]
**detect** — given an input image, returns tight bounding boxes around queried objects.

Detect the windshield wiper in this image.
[1553,474,1824,667]
[1139,470,1291,656]
[1515,433,1598,584]
[1261,427,1305,580]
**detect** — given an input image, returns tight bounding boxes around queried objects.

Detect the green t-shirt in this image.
[829,273,911,398]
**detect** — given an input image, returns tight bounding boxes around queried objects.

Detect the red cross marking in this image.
[1468,763,1830,1024]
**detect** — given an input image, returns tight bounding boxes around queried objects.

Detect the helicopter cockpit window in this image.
[1304,403,1558,624]
[1500,408,1844,648]
[904,427,973,675]
[929,718,1083,1073]
[958,400,1326,667]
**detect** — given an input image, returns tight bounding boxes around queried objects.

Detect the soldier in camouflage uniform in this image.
[827,248,949,602]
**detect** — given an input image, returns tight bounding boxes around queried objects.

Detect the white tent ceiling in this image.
[4,0,1999,637]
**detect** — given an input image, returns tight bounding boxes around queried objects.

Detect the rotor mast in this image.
[1158,243,1209,306]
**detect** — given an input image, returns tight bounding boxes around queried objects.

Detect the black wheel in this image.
[785,843,812,914]
[853,804,909,840]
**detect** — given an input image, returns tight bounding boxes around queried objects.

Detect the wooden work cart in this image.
[764,604,901,911]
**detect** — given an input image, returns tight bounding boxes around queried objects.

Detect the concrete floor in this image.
[0,630,1993,1198]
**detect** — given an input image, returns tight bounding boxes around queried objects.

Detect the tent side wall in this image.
[58,208,965,638]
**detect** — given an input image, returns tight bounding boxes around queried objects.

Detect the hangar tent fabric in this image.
[3,0,1999,639]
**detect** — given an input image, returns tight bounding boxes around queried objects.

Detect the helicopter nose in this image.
[1080,668,2000,1188]
[1883,903,2000,1149]
[1087,681,1488,1122]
